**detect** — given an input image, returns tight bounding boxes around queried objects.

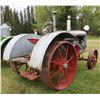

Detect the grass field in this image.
[1,37,100,94]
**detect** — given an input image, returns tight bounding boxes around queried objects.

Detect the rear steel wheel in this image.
[10,61,29,74]
[40,41,78,90]
[87,50,98,69]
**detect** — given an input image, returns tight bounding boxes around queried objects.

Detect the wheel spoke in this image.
[17,64,22,69]
[58,47,64,63]
[93,56,97,61]
[58,74,63,82]
[51,60,62,66]
[65,45,69,60]
[15,62,20,66]
[56,68,67,86]
[56,75,64,86]
[67,54,74,63]
[67,67,75,71]
[50,68,63,79]
[92,61,96,67]
[25,64,28,71]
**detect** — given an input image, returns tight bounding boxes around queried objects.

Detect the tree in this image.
[19,11,24,33]
[55,6,77,30]
[11,9,21,35]
[26,6,32,32]
[77,6,100,36]
[20,11,24,24]
[23,8,28,33]
[3,6,10,23]
[23,8,27,23]
[3,6,14,26]
[1,6,4,24]
[91,6,100,36]
[31,6,34,23]
[27,6,31,23]
[2,6,100,36]
[35,6,77,31]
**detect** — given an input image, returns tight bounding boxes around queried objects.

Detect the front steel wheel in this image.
[87,50,98,69]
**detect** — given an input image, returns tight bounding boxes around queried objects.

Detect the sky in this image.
[0,0,100,13]
[9,6,28,12]
[1,0,100,7]
[0,0,100,12]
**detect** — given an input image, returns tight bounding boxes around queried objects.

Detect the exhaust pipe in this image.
[67,15,71,31]
[52,11,57,32]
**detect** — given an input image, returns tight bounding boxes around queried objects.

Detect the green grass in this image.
[87,35,100,40]
[1,37,100,94]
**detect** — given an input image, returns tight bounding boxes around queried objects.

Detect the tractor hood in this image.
[70,30,87,36]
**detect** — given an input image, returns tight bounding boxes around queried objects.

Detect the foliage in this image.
[77,6,100,36]
[36,6,77,30]
[1,6,34,35]
[35,6,52,30]
[1,6,100,36]
[56,6,77,30]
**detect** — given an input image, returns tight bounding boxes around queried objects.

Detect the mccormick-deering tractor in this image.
[1,11,98,90]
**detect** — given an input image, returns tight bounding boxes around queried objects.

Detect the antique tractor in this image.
[1,11,98,90]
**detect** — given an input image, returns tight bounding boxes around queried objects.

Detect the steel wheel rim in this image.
[87,50,98,69]
[41,41,78,90]
[10,61,28,74]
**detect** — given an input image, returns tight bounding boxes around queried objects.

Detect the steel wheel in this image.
[87,50,98,69]
[10,61,29,74]
[40,41,78,90]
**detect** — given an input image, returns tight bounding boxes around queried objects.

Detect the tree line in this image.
[1,6,34,35]
[34,6,100,36]
[1,6,100,36]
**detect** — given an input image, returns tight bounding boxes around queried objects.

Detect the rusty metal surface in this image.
[10,61,28,74]
[87,50,98,69]
[20,68,39,80]
[40,41,78,90]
